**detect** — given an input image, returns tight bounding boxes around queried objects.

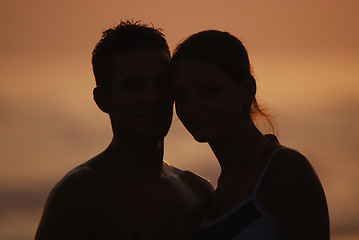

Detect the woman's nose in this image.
[176,93,205,117]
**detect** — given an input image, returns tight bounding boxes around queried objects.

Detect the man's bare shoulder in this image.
[35,157,103,240]
[53,165,94,194]
[163,161,214,197]
[42,156,106,213]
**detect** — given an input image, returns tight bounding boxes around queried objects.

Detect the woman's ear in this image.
[93,87,111,114]
[243,75,256,106]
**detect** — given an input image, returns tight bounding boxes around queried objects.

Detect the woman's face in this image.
[172,60,250,143]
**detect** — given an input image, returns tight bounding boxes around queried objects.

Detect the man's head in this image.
[92,20,173,142]
[92,20,170,91]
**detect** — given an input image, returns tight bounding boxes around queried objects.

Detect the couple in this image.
[35,20,329,240]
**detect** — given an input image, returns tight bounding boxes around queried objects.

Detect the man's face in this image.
[107,49,173,142]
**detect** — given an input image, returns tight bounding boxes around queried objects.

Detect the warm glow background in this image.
[1,0,358,239]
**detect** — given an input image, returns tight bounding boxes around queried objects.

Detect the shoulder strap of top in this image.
[230,137,269,208]
[251,146,285,196]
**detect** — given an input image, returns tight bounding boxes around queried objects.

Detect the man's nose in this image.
[143,84,161,104]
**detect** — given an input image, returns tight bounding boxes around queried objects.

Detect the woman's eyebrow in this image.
[171,85,184,90]
[172,78,216,89]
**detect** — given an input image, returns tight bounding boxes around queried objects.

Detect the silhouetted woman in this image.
[170,30,329,240]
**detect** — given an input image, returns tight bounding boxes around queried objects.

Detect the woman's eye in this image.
[155,76,171,89]
[122,79,144,91]
[173,90,188,102]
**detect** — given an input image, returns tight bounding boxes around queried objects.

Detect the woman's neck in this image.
[209,121,264,188]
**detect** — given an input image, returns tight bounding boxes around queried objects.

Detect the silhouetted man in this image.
[35,20,213,240]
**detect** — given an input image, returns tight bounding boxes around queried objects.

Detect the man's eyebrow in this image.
[156,73,169,79]
[198,79,216,86]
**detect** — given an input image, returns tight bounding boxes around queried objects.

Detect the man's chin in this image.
[137,130,169,142]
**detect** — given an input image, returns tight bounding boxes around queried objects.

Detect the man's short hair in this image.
[92,20,170,90]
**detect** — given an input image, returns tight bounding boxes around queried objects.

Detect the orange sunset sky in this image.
[1,0,359,239]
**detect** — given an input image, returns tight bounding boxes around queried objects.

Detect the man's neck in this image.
[106,136,165,181]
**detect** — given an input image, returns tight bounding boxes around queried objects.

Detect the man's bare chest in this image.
[93,179,202,239]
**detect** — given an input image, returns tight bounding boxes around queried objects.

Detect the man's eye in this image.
[202,86,219,97]
[128,82,142,90]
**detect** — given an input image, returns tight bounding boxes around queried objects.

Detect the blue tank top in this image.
[199,146,284,240]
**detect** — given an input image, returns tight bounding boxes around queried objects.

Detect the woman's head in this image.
[171,30,252,86]
[171,30,272,142]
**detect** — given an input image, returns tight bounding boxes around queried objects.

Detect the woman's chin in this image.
[192,134,211,143]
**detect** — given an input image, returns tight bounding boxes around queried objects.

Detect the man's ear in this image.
[93,87,111,114]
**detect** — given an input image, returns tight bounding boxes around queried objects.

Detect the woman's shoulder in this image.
[266,145,317,182]
[262,144,330,239]
[262,135,311,176]
[264,144,326,203]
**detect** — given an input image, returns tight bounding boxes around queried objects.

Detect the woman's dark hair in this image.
[171,30,274,132]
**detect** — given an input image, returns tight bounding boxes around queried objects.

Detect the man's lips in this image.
[139,112,163,120]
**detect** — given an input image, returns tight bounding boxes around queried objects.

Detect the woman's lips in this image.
[186,117,215,125]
